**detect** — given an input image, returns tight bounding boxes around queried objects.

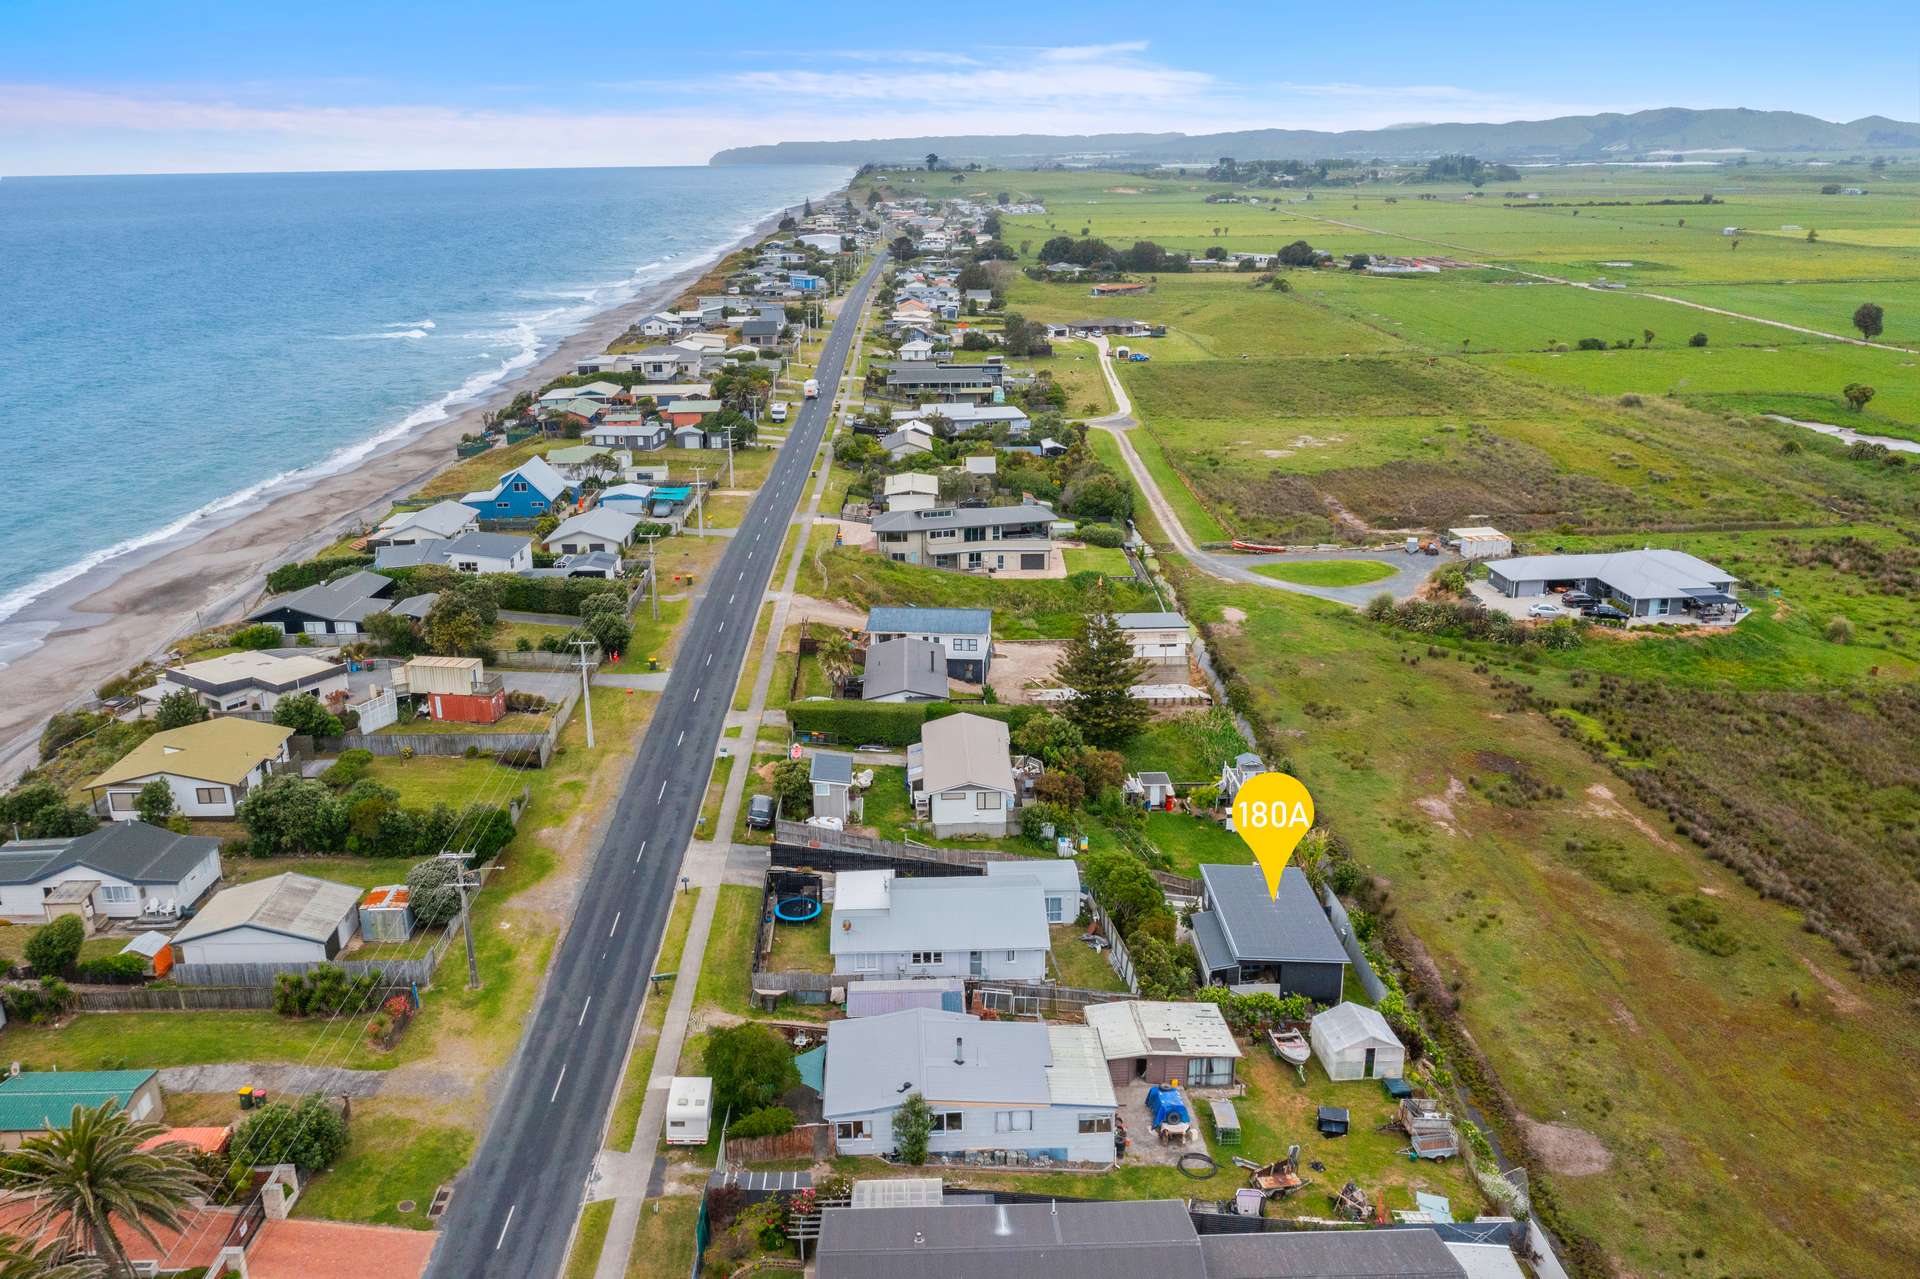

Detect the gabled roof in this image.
[1197,864,1348,967]
[1311,1001,1402,1053]
[172,872,361,946]
[87,719,293,790]
[830,871,1047,958]
[918,713,1012,795]
[810,750,854,786]
[546,508,640,546]
[0,1070,157,1135]
[1485,549,1733,599]
[376,499,479,540]
[865,606,991,637]
[870,504,1053,535]
[822,1009,1054,1117]
[1199,1228,1463,1279]
[441,531,530,561]
[1115,612,1185,630]
[882,472,939,497]
[468,455,571,504]
[0,822,221,888]
[249,570,394,624]
[861,638,947,701]
[815,1198,1204,1279]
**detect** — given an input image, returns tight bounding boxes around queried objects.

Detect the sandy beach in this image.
[0,203,806,783]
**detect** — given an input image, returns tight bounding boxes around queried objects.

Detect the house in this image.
[661,398,723,430]
[788,272,826,293]
[797,232,844,254]
[544,444,631,485]
[811,750,855,822]
[170,872,363,965]
[633,346,704,381]
[1085,999,1243,1088]
[741,318,783,348]
[246,569,397,637]
[1447,526,1510,560]
[399,655,505,724]
[880,424,935,460]
[1485,549,1740,621]
[144,651,347,715]
[983,857,1080,924]
[897,337,936,362]
[1188,864,1348,1003]
[884,362,1003,403]
[584,421,671,451]
[529,551,623,580]
[636,312,684,338]
[820,1009,1116,1162]
[872,504,1054,574]
[1090,281,1149,296]
[462,455,574,520]
[1066,317,1150,337]
[864,606,992,682]
[830,869,1050,980]
[891,403,1030,432]
[370,499,479,547]
[439,531,534,575]
[1115,612,1190,677]
[860,638,948,703]
[0,1071,163,1147]
[907,712,1016,837]
[963,289,994,308]
[85,718,293,821]
[1218,751,1265,802]
[881,472,940,512]
[0,823,222,925]
[812,1201,1476,1279]
[545,507,640,555]
[1310,1001,1406,1081]
[962,454,996,477]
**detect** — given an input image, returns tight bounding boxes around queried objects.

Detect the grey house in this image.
[1484,549,1740,622]
[810,750,855,822]
[246,570,396,637]
[882,361,1005,402]
[1189,863,1348,1003]
[864,606,992,681]
[860,637,947,702]
[872,505,1054,574]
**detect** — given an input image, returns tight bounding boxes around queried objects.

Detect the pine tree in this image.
[1053,586,1151,747]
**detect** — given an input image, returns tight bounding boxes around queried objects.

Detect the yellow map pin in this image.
[1232,772,1315,899]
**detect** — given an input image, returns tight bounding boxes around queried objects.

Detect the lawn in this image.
[695,754,733,839]
[622,1194,699,1279]
[1119,709,1244,786]
[293,1098,473,1229]
[730,600,779,711]
[378,712,550,735]
[1253,559,1397,588]
[1062,545,1131,576]
[1138,810,1250,879]
[604,597,688,672]
[494,619,575,653]
[607,887,699,1152]
[561,1200,615,1279]
[1,1011,397,1073]
[1048,924,1129,992]
[765,914,833,974]
[691,884,763,1021]
[0,929,135,970]
[798,547,1158,640]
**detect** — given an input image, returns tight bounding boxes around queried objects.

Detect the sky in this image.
[3,0,1916,175]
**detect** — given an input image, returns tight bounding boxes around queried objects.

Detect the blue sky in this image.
[3,0,1915,174]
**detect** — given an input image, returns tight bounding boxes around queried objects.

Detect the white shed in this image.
[665,1076,712,1146]
[1448,526,1511,560]
[1310,1001,1405,1082]
[170,872,362,966]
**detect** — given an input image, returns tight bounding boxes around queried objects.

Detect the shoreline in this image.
[0,193,829,783]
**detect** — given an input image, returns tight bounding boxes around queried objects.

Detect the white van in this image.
[665,1076,712,1146]
[803,378,820,399]
[770,401,789,423]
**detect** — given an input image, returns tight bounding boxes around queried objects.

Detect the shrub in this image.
[1575,337,1608,351]
[266,556,374,594]
[405,858,465,927]
[1824,615,1856,644]
[892,1093,933,1164]
[230,1094,349,1172]
[707,1023,800,1118]
[1074,523,1125,548]
[25,915,85,975]
[134,778,177,826]
[1688,332,1709,347]
[229,623,284,651]
[75,953,150,984]
[273,693,344,739]
[1,977,76,1023]
[727,1106,796,1140]
[320,748,374,790]
[153,689,210,730]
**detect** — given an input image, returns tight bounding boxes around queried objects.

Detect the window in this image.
[910,951,943,966]
[854,953,879,972]
[1045,895,1065,924]
[109,792,137,811]
[835,1120,871,1142]
[496,501,510,509]
[511,480,528,492]
[1187,1057,1235,1087]
[951,638,975,652]
[1078,1115,1113,1134]
[195,787,223,805]
[975,791,999,811]
[1005,950,1018,963]
[100,885,136,903]
[929,1111,964,1133]
[994,1110,1032,1133]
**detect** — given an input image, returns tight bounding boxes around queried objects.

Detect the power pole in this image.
[571,638,596,749]
[693,466,706,533]
[437,851,483,990]
[647,535,659,622]
[727,424,736,487]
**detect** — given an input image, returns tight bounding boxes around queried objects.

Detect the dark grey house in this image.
[1484,549,1740,622]
[859,637,947,703]
[245,570,396,638]
[1189,863,1349,1003]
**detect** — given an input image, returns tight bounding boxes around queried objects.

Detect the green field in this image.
[1254,559,1397,587]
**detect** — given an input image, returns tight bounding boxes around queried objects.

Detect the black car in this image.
[746,795,776,829]
[1583,603,1629,621]
[1561,591,1595,608]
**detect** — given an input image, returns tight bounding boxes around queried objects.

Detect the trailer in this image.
[1233,1145,1307,1200]
[666,1076,712,1146]
[1394,1097,1460,1159]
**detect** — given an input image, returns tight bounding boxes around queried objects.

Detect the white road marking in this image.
[657,780,667,801]
[717,622,725,633]
[676,730,685,746]
[609,911,622,938]
[579,996,592,1026]
[550,1065,567,1103]
[496,1205,515,1250]
[693,687,701,702]
[705,653,712,666]
[636,839,647,865]
[729,593,735,604]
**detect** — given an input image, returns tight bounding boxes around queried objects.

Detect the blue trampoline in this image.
[774,896,822,923]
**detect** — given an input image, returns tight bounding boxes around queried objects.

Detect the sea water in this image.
[0,164,848,655]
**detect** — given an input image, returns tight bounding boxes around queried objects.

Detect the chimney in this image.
[954,1036,965,1065]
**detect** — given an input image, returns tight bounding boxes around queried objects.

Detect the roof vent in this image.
[913,1231,926,1248]
[954,1036,965,1065]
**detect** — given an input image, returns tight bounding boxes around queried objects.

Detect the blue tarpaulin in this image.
[1146,1085,1191,1128]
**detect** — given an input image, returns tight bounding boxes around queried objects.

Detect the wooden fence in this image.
[1081,897,1138,994]
[304,680,579,766]
[723,1123,829,1165]
[171,923,457,990]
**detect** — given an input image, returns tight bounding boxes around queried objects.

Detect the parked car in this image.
[746,795,775,829]
[1583,603,1630,621]
[1526,602,1563,618]
[770,401,789,423]
[1561,590,1595,607]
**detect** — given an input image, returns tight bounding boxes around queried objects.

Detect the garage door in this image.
[1020,553,1045,570]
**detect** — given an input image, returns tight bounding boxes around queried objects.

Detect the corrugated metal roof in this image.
[917,713,1013,796]
[249,570,394,623]
[1198,1227,1465,1278]
[1115,612,1186,630]
[823,1009,1052,1117]
[871,504,1053,534]
[830,874,1048,958]
[1200,864,1349,966]
[88,719,292,790]
[811,750,854,786]
[173,872,360,945]
[1485,549,1731,599]
[862,638,948,701]
[1046,1025,1118,1108]
[815,1199,1206,1279]
[0,1070,155,1134]
[865,606,991,636]
[0,822,221,888]
[1086,1001,1241,1062]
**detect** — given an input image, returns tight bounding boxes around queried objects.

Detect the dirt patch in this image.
[986,640,1069,704]
[814,518,874,552]
[1517,1117,1613,1177]
[1261,449,1295,459]
[1583,783,1682,854]
[785,595,868,629]
[1215,606,1247,636]
[1415,776,1467,835]
[1798,956,1866,1014]
[1392,926,1451,1013]
[1104,186,1146,194]
[1473,750,1524,775]
[1607,998,1642,1035]
[1289,433,1347,449]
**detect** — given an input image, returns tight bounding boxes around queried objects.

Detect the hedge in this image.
[267,555,375,594]
[786,700,1035,747]
[375,568,626,617]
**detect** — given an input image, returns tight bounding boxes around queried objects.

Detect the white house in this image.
[881,423,934,460]
[1114,612,1190,677]
[882,472,940,513]
[0,823,223,925]
[830,869,1050,981]
[370,499,479,547]
[907,713,1016,838]
[983,858,1080,924]
[544,508,640,555]
[821,1009,1116,1164]
[898,338,935,362]
[145,651,347,715]
[85,719,294,821]
[1310,1002,1406,1082]
[170,872,363,966]
[863,606,993,682]
[962,455,997,477]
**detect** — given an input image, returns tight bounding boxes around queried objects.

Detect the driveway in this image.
[1230,547,1458,606]
[499,670,576,700]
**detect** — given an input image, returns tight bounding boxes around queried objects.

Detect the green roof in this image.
[0,1069,155,1133]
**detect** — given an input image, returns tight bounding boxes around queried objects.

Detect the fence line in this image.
[1081,897,1138,994]
[171,924,455,990]
[974,981,1135,1017]
[1319,885,1388,1003]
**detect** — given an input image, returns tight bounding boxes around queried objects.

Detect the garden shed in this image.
[1310,1002,1405,1082]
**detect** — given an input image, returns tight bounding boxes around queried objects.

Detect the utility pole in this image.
[571,638,596,749]
[726,423,736,487]
[437,851,483,989]
[693,465,706,533]
[647,535,659,622]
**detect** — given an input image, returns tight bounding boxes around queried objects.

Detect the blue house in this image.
[788,273,826,293]
[462,454,573,520]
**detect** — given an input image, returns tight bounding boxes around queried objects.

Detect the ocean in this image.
[0,164,849,656]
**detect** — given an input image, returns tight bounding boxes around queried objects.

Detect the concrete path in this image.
[498,609,577,627]
[590,275,874,1279]
[591,672,671,691]
[156,1061,467,1099]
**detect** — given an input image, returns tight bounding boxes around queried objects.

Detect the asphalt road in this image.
[427,254,881,1279]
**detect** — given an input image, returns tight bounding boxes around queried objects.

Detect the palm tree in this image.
[14,1102,206,1279]
[817,631,856,694]
[0,1233,104,1279]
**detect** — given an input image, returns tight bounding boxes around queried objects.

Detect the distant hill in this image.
[710,108,1920,167]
